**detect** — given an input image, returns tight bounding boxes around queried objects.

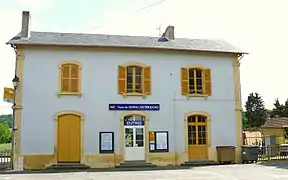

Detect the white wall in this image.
[20,48,237,154]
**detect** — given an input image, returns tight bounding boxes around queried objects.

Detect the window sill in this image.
[122,93,147,98]
[57,92,82,98]
[188,144,209,147]
[186,94,208,99]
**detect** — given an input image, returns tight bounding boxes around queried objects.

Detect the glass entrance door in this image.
[124,127,145,161]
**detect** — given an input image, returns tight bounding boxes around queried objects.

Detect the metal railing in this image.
[258,145,288,161]
[0,150,11,170]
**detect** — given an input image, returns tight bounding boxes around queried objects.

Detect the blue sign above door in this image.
[124,119,145,126]
[109,104,160,111]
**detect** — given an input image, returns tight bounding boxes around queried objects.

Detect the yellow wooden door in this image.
[57,114,81,163]
[187,115,208,159]
[68,115,81,162]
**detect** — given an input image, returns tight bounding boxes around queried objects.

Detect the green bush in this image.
[0,123,11,144]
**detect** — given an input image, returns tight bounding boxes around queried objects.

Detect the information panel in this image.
[99,132,114,153]
[149,131,169,153]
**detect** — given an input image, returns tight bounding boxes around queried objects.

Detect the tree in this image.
[270,98,288,118]
[0,123,11,144]
[266,109,272,119]
[270,99,284,118]
[0,114,12,128]
[245,92,267,127]
[241,109,249,129]
[283,99,288,117]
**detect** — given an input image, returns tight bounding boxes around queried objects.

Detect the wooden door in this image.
[57,114,81,163]
[187,115,208,159]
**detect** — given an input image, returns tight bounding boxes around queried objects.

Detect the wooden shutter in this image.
[181,67,189,95]
[204,68,212,96]
[70,79,78,92]
[61,79,69,92]
[61,65,70,92]
[71,64,79,78]
[70,65,79,92]
[143,66,151,95]
[118,65,126,94]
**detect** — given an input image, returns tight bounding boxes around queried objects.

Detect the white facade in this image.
[20,48,237,160]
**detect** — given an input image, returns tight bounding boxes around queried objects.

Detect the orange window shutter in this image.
[61,78,70,92]
[204,68,212,96]
[118,65,126,94]
[71,64,79,78]
[70,65,79,92]
[70,79,78,92]
[62,65,70,78]
[143,66,151,95]
[61,65,70,92]
[181,67,189,95]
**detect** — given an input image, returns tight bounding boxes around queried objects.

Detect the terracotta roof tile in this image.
[262,117,288,128]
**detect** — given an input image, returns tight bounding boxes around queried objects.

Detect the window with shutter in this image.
[143,66,151,95]
[118,63,151,97]
[204,69,212,96]
[181,67,189,95]
[59,61,82,96]
[181,66,212,97]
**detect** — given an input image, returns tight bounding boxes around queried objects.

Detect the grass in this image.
[0,143,11,151]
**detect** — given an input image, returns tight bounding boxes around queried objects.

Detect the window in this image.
[126,66,143,93]
[118,64,151,96]
[187,115,207,145]
[181,67,212,96]
[59,62,82,95]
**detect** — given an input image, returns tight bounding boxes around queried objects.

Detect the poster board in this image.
[99,132,114,153]
[149,131,169,153]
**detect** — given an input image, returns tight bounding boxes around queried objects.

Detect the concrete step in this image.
[181,160,218,167]
[116,161,157,168]
[47,163,90,170]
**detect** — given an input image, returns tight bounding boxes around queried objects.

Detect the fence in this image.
[0,150,11,170]
[258,145,288,161]
[243,132,288,161]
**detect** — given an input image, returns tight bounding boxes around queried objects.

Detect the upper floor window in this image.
[59,62,82,95]
[181,67,212,96]
[118,63,151,96]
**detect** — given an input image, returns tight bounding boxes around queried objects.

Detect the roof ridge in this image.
[31,31,236,42]
[31,31,162,39]
[7,31,248,54]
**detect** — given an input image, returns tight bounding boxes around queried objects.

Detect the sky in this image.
[0,0,287,114]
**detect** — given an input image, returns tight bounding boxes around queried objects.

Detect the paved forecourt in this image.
[0,163,288,180]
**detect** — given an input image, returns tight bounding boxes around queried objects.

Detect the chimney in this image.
[161,25,175,40]
[21,11,30,38]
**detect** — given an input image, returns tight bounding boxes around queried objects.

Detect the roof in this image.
[262,117,288,128]
[6,31,247,54]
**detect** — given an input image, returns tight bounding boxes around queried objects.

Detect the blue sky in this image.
[1,0,288,114]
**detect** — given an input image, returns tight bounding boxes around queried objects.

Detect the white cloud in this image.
[13,0,57,10]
